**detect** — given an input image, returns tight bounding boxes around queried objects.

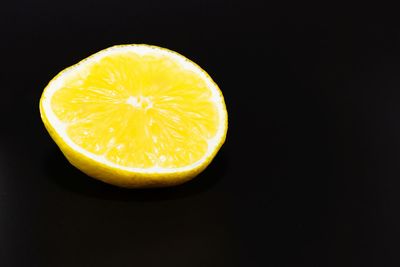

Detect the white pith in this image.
[41,45,227,174]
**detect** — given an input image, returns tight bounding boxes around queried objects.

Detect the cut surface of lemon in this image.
[40,44,228,188]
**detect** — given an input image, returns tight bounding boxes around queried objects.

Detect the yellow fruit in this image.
[39,44,228,188]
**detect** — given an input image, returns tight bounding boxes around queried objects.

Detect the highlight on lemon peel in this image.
[39,44,228,188]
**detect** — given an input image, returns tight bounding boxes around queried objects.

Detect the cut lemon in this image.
[40,44,228,188]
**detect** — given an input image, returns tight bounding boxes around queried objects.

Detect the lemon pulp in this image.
[51,51,219,169]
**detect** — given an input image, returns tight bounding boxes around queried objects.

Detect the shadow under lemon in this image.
[43,146,228,201]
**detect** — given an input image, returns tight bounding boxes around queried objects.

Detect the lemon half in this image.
[40,44,228,188]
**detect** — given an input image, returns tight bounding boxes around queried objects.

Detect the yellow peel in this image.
[40,44,228,188]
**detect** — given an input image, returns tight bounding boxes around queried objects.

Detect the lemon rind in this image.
[40,44,228,187]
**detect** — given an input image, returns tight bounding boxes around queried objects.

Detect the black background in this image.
[1,1,400,266]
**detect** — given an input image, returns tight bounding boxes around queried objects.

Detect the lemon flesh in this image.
[40,45,227,188]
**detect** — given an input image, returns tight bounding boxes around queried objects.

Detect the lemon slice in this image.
[40,44,228,188]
